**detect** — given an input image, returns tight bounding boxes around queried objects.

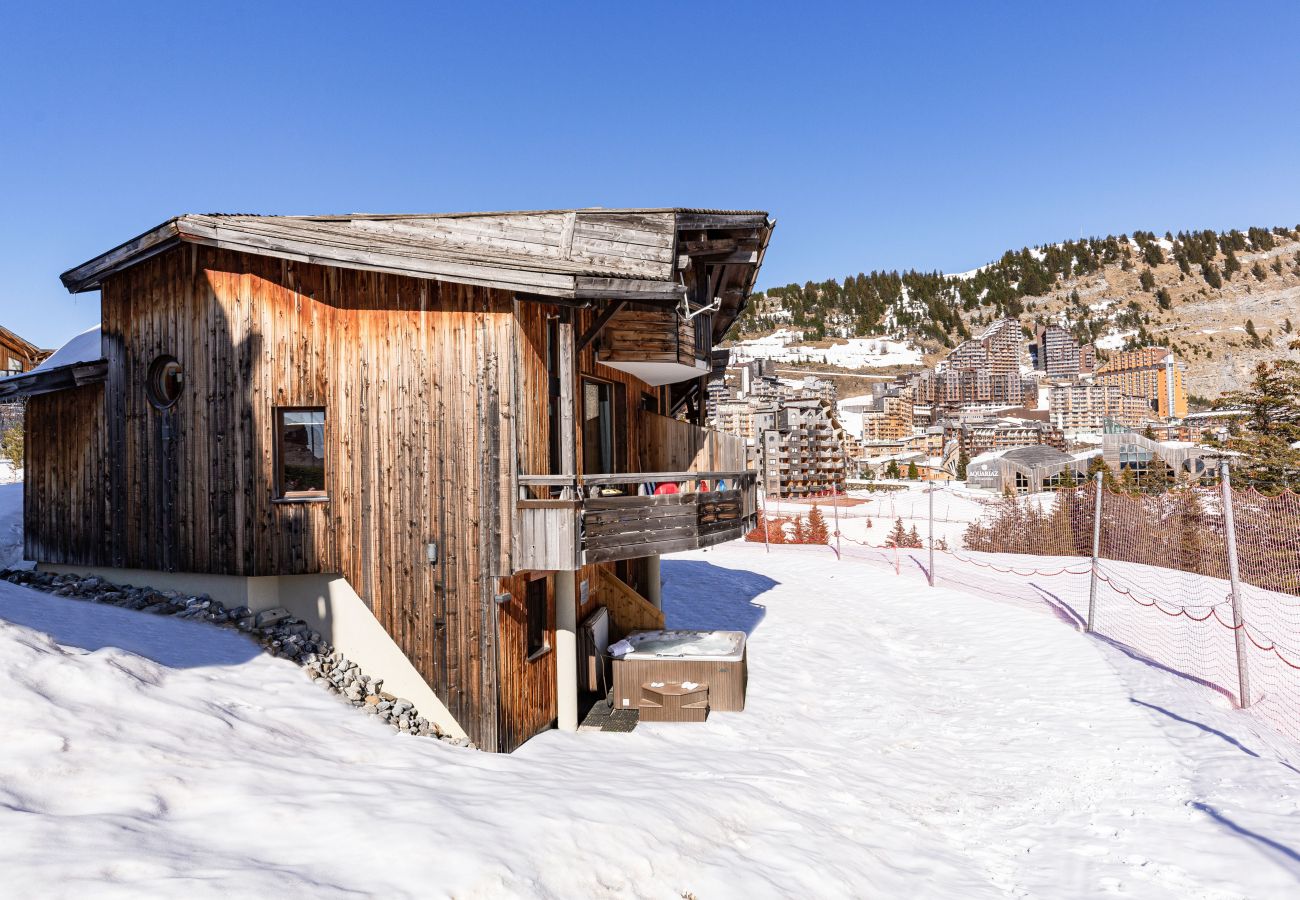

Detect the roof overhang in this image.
[0,359,107,400]
[60,210,774,320]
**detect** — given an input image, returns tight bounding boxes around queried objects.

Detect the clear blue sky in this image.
[2,1,1298,348]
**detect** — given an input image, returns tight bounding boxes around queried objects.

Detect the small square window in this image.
[525,577,548,659]
[276,407,327,500]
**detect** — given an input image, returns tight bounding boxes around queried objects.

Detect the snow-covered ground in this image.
[728,329,922,369]
[3,494,1300,896]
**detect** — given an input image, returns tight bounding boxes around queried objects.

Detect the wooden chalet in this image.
[17,208,773,751]
[0,325,49,377]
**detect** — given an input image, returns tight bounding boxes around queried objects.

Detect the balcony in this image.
[595,305,711,386]
[513,471,757,569]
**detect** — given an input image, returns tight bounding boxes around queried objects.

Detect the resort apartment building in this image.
[951,417,1066,457]
[912,318,1026,408]
[1048,381,1151,436]
[841,380,915,443]
[1032,324,1095,378]
[1093,347,1187,419]
[757,397,849,497]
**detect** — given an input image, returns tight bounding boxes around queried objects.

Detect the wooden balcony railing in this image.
[513,471,757,570]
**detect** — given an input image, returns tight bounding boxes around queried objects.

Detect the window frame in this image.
[581,375,623,475]
[274,406,329,503]
[524,575,550,661]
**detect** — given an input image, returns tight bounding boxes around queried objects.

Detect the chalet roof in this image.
[0,325,105,400]
[60,209,775,328]
[0,324,46,360]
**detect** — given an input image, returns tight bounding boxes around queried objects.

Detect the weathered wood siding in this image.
[28,244,518,749]
[639,413,749,471]
[596,305,705,368]
[25,384,107,565]
[494,571,556,751]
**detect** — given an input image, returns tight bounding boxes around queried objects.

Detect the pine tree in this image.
[1217,358,1300,492]
[0,424,21,471]
[1201,262,1223,288]
[956,448,970,480]
[907,461,920,480]
[1223,249,1241,279]
[1155,287,1172,310]
[907,524,923,548]
[807,505,830,544]
[886,517,909,548]
[1139,269,1156,291]
[885,459,901,480]
[792,514,809,544]
[1251,261,1268,281]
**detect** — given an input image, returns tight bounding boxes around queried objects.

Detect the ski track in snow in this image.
[1,498,1299,895]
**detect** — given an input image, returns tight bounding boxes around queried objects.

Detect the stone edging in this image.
[0,568,475,749]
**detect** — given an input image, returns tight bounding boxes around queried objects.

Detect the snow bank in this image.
[729,330,921,369]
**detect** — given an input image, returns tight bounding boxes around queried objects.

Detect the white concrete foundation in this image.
[38,563,468,740]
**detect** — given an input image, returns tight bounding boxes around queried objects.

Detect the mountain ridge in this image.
[733,225,1300,399]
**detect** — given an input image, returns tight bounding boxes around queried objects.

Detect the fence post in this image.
[1220,461,1251,709]
[832,486,842,559]
[1086,471,1104,633]
[927,484,935,587]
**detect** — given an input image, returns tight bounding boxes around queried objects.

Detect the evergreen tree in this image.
[907,524,923,548]
[886,517,909,548]
[1251,261,1268,281]
[906,460,920,480]
[1217,358,1300,492]
[885,459,901,480]
[807,505,830,544]
[1155,287,1173,310]
[0,424,21,471]
[1201,262,1223,288]
[1245,319,1261,347]
[792,514,809,544]
[1139,269,1156,291]
[1223,249,1241,279]
[956,448,970,480]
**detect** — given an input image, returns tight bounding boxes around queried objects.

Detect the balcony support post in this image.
[555,569,579,731]
[645,554,663,610]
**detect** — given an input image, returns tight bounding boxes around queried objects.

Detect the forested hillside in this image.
[733,225,1300,396]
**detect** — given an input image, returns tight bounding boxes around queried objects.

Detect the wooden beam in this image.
[575,301,626,353]
[0,360,107,399]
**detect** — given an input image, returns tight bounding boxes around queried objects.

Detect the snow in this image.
[2,490,1300,895]
[12,325,102,378]
[729,329,922,369]
[1096,329,1137,350]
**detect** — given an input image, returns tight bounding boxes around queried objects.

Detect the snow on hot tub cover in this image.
[617,630,746,662]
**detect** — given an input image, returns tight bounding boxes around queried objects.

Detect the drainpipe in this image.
[555,569,578,731]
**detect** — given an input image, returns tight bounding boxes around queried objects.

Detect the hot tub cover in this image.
[618,630,746,662]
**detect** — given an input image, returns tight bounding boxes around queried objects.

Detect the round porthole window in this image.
[146,355,184,409]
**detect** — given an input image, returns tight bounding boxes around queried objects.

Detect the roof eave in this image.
[61,219,183,294]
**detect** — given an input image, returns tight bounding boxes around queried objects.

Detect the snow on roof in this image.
[0,325,102,383]
[33,326,102,372]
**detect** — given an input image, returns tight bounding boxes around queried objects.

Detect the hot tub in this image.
[611,629,748,714]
